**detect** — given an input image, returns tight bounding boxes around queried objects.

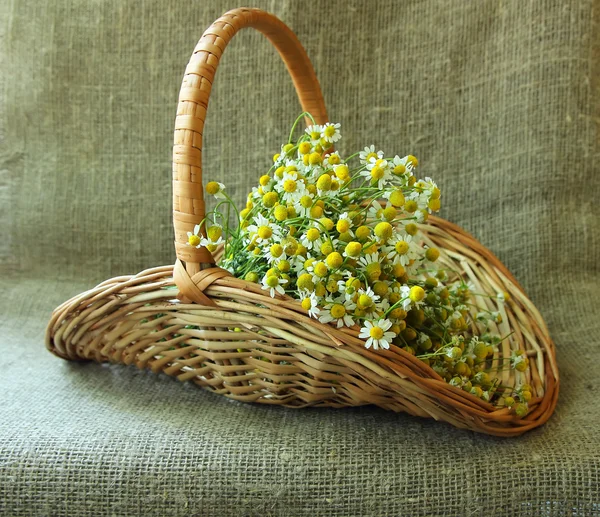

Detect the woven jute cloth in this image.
[1,0,599,515]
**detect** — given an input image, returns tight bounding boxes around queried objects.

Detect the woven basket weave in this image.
[46,7,559,437]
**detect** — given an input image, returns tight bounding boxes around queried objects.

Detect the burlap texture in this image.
[1,0,599,515]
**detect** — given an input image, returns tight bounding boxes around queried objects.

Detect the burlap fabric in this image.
[2,0,599,515]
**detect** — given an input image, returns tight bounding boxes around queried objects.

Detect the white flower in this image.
[386,233,419,266]
[299,290,321,318]
[360,157,392,189]
[305,124,323,146]
[199,235,224,247]
[264,246,286,264]
[321,122,341,144]
[356,286,380,308]
[337,277,360,299]
[391,155,415,176]
[261,274,288,298]
[358,251,380,269]
[246,214,281,244]
[366,200,386,221]
[186,224,202,248]
[324,151,342,167]
[399,285,413,311]
[274,171,306,204]
[294,191,315,217]
[211,182,227,199]
[359,319,396,350]
[319,297,355,328]
[300,231,324,251]
[359,145,383,165]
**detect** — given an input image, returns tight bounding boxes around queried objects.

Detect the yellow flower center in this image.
[326,252,343,269]
[358,294,373,308]
[262,192,278,207]
[336,219,350,233]
[335,164,350,181]
[389,190,405,207]
[257,226,272,239]
[395,241,409,255]
[425,247,440,262]
[283,179,297,193]
[319,218,334,231]
[320,241,334,255]
[316,174,332,191]
[270,244,283,258]
[310,205,323,218]
[328,153,340,165]
[297,273,314,291]
[301,298,312,310]
[188,234,200,247]
[374,222,393,241]
[407,155,418,167]
[405,200,418,213]
[393,164,406,176]
[207,226,222,241]
[259,175,271,186]
[277,260,290,273]
[428,198,441,211]
[266,276,280,288]
[330,304,346,319]
[310,131,321,141]
[366,152,377,162]
[299,142,311,155]
[345,241,362,257]
[369,327,384,340]
[409,286,425,303]
[206,181,220,195]
[405,223,418,236]
[300,195,313,208]
[308,152,322,165]
[273,205,288,222]
[324,126,336,138]
[365,262,382,281]
[371,166,385,180]
[355,226,370,241]
[313,262,328,277]
[306,228,320,241]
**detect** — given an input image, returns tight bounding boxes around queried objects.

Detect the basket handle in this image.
[172,8,328,300]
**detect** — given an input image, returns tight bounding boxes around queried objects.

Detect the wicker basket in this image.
[46,7,558,437]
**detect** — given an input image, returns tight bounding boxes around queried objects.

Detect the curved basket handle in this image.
[172,8,329,298]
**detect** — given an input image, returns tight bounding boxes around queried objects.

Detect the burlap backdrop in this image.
[2,0,599,515]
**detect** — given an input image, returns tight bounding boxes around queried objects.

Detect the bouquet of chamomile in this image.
[186,113,531,415]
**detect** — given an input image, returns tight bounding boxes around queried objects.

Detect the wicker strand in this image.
[173,8,328,304]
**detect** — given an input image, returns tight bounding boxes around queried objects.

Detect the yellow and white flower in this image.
[320,122,341,144]
[359,319,396,350]
[261,273,288,298]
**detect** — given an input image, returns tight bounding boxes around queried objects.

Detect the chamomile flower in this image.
[305,124,323,146]
[300,290,321,318]
[366,200,386,221]
[356,286,380,310]
[301,228,324,251]
[386,233,419,266]
[319,297,355,328]
[359,319,396,350]
[261,274,288,298]
[186,224,202,248]
[321,122,341,144]
[206,181,226,199]
[246,213,281,244]
[359,145,383,165]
